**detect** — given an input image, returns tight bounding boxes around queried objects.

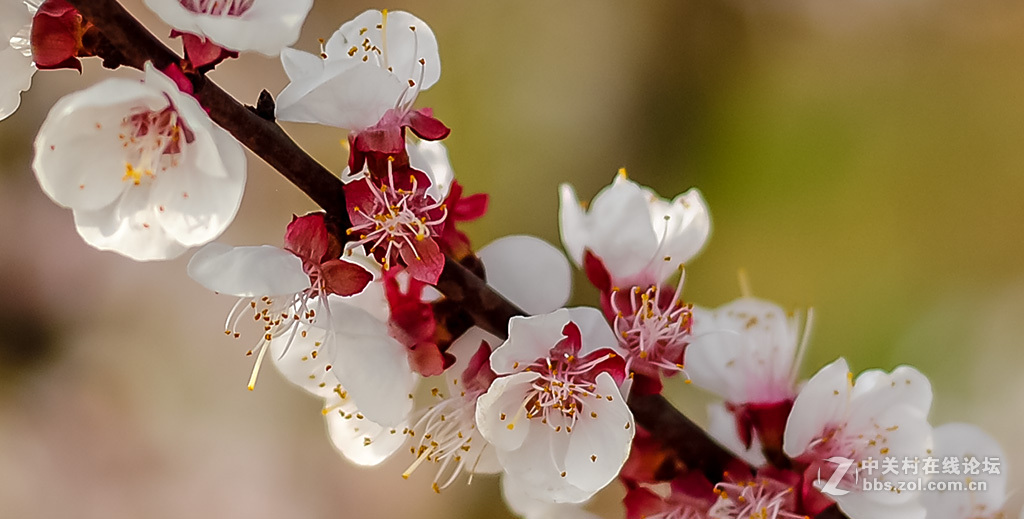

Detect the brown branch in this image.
[627,393,748,481]
[63,2,847,517]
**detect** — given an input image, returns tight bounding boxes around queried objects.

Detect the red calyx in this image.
[171,30,238,71]
[284,213,372,297]
[383,267,453,377]
[349,107,450,172]
[31,0,89,71]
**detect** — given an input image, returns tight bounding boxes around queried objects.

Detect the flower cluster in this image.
[6,3,1016,519]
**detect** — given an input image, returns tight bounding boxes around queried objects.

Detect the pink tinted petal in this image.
[400,237,444,284]
[320,258,373,297]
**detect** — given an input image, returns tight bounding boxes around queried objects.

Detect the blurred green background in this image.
[0,0,1022,517]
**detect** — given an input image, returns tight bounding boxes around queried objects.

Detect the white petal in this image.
[151,124,246,247]
[501,475,600,519]
[275,63,405,130]
[497,424,594,503]
[72,188,188,260]
[478,235,573,315]
[326,9,440,91]
[187,243,308,297]
[582,175,661,282]
[407,139,453,200]
[326,304,415,427]
[268,322,339,397]
[144,0,313,55]
[686,298,800,403]
[200,0,312,55]
[783,358,852,458]
[849,365,932,419]
[0,45,34,122]
[475,371,539,451]
[644,188,711,283]
[706,403,767,467]
[491,309,572,375]
[563,373,633,493]
[558,183,589,266]
[323,390,408,466]
[921,423,1008,519]
[281,47,325,83]
[833,492,926,519]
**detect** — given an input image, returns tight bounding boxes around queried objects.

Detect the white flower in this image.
[33,62,246,260]
[402,326,503,491]
[920,423,1009,519]
[559,170,711,288]
[143,0,312,56]
[187,240,414,427]
[501,474,601,519]
[275,9,440,132]
[783,358,934,519]
[476,307,634,504]
[399,234,572,490]
[686,297,810,405]
[1,0,36,121]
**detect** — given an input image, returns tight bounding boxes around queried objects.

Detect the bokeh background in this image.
[1,0,1022,517]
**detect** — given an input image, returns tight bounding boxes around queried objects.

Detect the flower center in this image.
[516,351,618,433]
[710,480,806,519]
[178,0,254,16]
[610,270,692,375]
[347,163,447,269]
[119,105,191,186]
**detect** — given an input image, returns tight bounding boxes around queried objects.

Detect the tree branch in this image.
[62,2,847,517]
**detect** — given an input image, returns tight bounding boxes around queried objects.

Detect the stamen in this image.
[247,343,269,391]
